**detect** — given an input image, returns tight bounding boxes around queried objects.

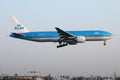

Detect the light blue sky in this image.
[0,0,120,76]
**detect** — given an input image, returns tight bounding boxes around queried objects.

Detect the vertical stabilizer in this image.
[10,16,29,33]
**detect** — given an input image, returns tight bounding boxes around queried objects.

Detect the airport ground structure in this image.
[0,74,56,80]
[0,74,120,80]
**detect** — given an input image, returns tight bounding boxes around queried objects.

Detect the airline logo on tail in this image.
[10,16,29,33]
[14,24,24,30]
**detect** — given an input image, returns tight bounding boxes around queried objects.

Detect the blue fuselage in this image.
[10,30,112,42]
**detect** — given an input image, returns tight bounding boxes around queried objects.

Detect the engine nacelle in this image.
[77,36,86,43]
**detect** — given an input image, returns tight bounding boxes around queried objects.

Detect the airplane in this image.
[9,16,112,48]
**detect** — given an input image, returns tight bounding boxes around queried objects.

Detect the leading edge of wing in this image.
[55,27,74,37]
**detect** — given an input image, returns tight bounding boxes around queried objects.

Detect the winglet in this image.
[55,27,59,30]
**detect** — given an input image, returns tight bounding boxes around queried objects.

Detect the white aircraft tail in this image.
[10,16,29,33]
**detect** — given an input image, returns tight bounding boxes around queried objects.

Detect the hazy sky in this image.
[0,0,120,76]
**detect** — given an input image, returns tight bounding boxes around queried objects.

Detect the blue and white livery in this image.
[10,16,112,48]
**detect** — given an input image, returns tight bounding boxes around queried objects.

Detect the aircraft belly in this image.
[85,36,112,41]
[26,38,58,42]
[25,36,112,42]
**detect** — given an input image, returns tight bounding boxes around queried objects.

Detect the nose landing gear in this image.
[103,40,106,45]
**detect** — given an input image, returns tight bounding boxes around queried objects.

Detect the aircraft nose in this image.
[105,31,112,36]
[109,32,113,36]
[107,32,113,40]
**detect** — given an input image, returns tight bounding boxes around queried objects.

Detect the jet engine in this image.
[77,36,86,43]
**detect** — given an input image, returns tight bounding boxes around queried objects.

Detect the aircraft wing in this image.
[55,27,77,48]
[55,27,74,37]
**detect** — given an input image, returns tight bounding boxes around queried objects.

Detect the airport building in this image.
[0,76,43,80]
[0,75,56,80]
[0,74,120,80]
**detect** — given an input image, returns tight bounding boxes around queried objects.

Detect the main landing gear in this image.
[57,43,68,48]
[57,42,68,48]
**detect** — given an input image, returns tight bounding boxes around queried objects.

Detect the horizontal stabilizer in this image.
[11,33,24,37]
